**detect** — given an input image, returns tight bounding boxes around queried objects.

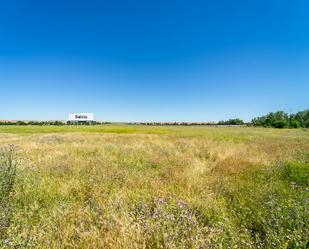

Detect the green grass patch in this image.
[214,163,309,248]
[282,162,309,186]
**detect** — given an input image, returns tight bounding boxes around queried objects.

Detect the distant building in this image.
[68,113,94,124]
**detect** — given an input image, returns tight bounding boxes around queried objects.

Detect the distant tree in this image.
[289,120,301,128]
[251,109,308,128]
[273,120,287,128]
[218,118,244,125]
[51,121,64,125]
[16,121,27,125]
[295,110,309,128]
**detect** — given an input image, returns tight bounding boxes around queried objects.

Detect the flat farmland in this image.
[0,125,308,248]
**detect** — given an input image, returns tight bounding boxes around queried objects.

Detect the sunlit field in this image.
[0,125,308,248]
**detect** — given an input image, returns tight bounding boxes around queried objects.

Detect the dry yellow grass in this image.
[0,126,308,248]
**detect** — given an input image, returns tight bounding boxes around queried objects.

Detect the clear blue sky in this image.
[0,0,308,122]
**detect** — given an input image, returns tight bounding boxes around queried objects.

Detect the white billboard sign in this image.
[68,113,94,121]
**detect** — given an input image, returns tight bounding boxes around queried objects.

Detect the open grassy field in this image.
[0,125,308,248]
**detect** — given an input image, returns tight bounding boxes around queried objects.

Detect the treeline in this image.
[0,121,109,126]
[1,110,308,128]
[217,118,245,125]
[251,110,309,128]
[216,110,309,128]
[128,122,215,126]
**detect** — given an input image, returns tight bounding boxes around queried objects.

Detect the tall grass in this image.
[0,126,308,248]
[0,145,17,241]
